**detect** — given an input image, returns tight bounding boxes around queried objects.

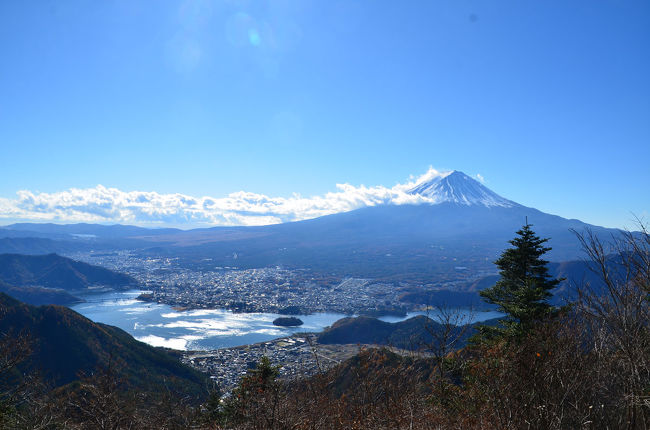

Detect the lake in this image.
[70,290,502,351]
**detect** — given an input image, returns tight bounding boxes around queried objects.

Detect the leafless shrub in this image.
[571,222,650,429]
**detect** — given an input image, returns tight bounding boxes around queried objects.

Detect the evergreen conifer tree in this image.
[479,222,561,339]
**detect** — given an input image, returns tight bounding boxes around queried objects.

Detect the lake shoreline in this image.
[70,289,503,352]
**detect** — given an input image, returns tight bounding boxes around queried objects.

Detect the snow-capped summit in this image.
[407,170,515,207]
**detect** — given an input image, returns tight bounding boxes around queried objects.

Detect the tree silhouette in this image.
[479,222,561,339]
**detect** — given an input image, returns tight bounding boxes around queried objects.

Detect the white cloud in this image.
[0,167,451,227]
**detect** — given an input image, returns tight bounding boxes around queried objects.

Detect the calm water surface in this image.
[70,290,502,351]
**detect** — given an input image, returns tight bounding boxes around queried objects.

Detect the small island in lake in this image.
[273,317,304,327]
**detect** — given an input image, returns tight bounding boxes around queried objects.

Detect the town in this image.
[182,335,360,394]
[65,250,483,315]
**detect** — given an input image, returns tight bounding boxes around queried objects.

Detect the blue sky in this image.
[0,0,648,229]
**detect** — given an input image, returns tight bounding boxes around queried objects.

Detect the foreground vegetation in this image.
[1,224,648,429]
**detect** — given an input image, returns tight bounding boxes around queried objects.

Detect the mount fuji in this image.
[407,170,515,207]
[1,171,621,283]
[128,170,620,283]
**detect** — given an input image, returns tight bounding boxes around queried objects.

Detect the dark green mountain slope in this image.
[317,315,500,350]
[0,253,137,291]
[0,279,80,305]
[0,293,209,400]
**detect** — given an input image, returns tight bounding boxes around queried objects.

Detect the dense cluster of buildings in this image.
[139,272,406,315]
[67,251,409,315]
[182,335,359,393]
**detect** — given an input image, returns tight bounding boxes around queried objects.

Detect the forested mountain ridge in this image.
[0,253,138,305]
[0,292,209,398]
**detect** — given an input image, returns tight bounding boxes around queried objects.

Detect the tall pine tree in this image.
[479,222,561,339]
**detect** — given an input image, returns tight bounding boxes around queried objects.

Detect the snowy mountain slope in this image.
[407,171,515,207]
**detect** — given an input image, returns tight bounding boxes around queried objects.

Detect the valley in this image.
[67,251,411,315]
[3,2,647,425]
[0,171,644,429]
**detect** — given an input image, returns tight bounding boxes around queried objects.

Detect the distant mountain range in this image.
[0,171,623,284]
[397,256,612,307]
[1,222,180,239]
[0,253,138,305]
[0,293,208,399]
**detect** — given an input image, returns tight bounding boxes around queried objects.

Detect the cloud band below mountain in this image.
[0,168,457,227]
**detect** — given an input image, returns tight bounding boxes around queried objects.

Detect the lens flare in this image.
[249,29,261,46]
